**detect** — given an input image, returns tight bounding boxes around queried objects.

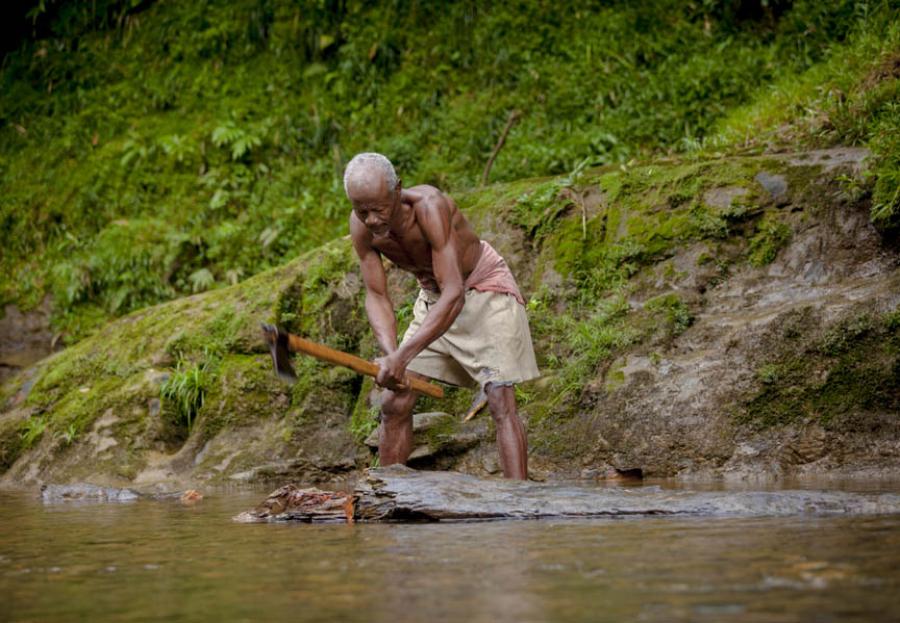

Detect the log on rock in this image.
[236,465,900,523]
[233,484,354,523]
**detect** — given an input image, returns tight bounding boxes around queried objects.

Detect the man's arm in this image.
[379,196,466,386]
[350,215,398,356]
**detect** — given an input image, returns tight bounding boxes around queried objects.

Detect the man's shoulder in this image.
[406,185,453,216]
[348,211,372,247]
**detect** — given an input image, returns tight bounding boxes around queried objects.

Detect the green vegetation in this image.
[160,360,208,432]
[2,0,897,342]
[748,215,792,266]
[644,293,694,337]
[20,415,47,450]
[740,307,900,429]
[707,12,900,233]
[1,1,899,480]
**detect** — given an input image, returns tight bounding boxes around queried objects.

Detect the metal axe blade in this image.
[260,323,297,383]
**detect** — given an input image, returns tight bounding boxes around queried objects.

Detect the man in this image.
[345,152,539,479]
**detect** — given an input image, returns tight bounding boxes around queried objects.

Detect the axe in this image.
[260,323,444,399]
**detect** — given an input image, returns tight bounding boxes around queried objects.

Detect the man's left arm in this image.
[375,197,465,388]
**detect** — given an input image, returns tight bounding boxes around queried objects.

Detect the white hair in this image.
[343,152,398,197]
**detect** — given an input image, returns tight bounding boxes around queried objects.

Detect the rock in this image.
[364,412,482,461]
[755,171,789,205]
[703,186,749,210]
[41,483,140,503]
[0,297,55,385]
[40,483,202,504]
[238,465,900,523]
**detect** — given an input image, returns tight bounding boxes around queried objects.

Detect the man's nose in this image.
[366,214,380,227]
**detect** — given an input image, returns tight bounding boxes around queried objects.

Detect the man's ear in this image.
[395,178,402,195]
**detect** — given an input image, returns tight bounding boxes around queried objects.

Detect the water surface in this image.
[1,484,899,622]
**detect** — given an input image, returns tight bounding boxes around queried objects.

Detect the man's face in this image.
[350,181,400,237]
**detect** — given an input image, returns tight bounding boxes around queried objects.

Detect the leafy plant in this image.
[160,361,208,432]
[350,404,380,443]
[20,416,47,449]
[748,217,792,266]
[59,422,80,446]
[645,293,694,337]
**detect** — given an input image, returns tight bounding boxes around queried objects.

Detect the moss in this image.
[819,314,875,356]
[739,308,900,430]
[417,384,476,419]
[287,362,360,438]
[0,416,25,471]
[644,293,694,338]
[531,155,793,305]
[748,215,792,266]
[604,357,627,393]
[199,353,288,436]
[421,413,462,450]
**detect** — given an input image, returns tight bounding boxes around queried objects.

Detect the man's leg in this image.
[485,383,528,479]
[378,387,418,465]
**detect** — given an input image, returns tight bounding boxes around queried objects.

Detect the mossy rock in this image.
[4,148,897,484]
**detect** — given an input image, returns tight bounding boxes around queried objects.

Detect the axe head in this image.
[260,323,296,383]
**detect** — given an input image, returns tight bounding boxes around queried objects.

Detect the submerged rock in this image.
[40,483,202,505]
[41,483,140,503]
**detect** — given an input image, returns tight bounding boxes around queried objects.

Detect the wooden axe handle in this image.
[284,333,444,399]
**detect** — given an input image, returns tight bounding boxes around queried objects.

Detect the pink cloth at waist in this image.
[418,241,525,306]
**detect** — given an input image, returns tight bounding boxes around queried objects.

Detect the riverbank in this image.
[1,147,897,489]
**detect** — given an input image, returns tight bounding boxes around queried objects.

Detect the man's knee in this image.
[485,382,518,421]
[381,388,416,422]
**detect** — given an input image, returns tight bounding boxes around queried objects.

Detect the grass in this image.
[159,359,209,433]
[706,14,900,234]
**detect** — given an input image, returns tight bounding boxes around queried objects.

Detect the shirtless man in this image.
[345,152,539,479]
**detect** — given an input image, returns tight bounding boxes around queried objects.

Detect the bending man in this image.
[346,153,540,479]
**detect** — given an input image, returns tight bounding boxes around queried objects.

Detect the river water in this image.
[2,482,899,623]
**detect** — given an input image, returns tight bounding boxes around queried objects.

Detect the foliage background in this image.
[1,0,898,342]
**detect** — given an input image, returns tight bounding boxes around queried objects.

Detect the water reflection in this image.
[1,489,899,622]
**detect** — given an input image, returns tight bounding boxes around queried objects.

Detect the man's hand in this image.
[374,352,410,391]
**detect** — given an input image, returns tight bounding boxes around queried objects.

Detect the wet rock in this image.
[0,297,55,384]
[239,466,900,523]
[786,147,869,172]
[40,482,203,504]
[41,483,140,503]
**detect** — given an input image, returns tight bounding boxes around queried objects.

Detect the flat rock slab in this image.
[238,465,900,523]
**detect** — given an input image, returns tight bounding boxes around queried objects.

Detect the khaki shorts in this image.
[401,289,541,389]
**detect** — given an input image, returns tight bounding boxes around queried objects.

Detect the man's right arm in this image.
[350,216,398,355]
